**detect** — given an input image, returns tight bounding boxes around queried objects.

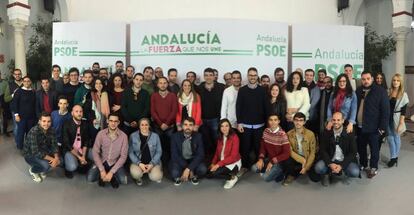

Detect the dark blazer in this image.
[62,119,92,154]
[356,84,390,134]
[319,129,357,169]
[170,131,204,171]
[36,89,58,118]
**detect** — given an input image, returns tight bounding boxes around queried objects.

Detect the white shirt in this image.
[221,85,239,128]
[332,128,345,162]
[296,132,304,156]
[285,87,311,120]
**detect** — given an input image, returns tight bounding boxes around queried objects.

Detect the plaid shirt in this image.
[23,125,59,159]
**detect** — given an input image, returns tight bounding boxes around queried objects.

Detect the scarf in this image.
[334,89,347,113]
[179,92,194,117]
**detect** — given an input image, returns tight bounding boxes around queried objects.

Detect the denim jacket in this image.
[128,131,162,165]
[327,91,357,124]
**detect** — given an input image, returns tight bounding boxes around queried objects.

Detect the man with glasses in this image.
[87,112,128,188]
[62,67,81,109]
[236,67,268,175]
[283,112,317,185]
[6,69,23,137]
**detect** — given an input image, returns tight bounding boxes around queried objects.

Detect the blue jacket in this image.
[128,131,162,166]
[327,91,357,124]
[356,84,390,133]
[170,132,204,171]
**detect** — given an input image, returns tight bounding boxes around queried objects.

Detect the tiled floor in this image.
[1,126,414,215]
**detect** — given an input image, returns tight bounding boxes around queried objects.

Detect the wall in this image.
[64,0,343,24]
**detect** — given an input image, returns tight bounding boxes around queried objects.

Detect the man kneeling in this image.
[314,112,360,186]
[170,117,207,186]
[23,112,60,183]
[87,113,128,188]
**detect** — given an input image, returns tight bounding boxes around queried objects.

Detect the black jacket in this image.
[36,89,58,118]
[319,129,357,168]
[356,84,390,134]
[62,119,92,154]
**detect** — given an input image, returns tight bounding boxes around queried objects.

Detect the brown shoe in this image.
[367,168,378,179]
[283,175,295,186]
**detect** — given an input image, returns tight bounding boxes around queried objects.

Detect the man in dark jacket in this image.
[314,112,359,186]
[62,105,92,178]
[169,117,207,186]
[36,78,57,118]
[355,71,390,178]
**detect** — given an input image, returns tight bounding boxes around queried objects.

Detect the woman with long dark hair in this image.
[91,78,110,131]
[267,83,287,130]
[207,119,241,189]
[374,72,388,89]
[284,71,310,130]
[108,73,125,114]
[326,74,357,133]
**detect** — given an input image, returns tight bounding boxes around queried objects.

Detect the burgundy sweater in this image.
[150,92,178,127]
[259,128,291,164]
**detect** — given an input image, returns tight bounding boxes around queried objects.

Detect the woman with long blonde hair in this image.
[387,74,409,167]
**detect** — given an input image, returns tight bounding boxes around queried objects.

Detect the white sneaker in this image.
[29,168,42,183]
[224,176,238,189]
[40,173,47,180]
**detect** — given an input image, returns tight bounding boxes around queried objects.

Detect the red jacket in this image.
[176,94,202,127]
[211,133,241,167]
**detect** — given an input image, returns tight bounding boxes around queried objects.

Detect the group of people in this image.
[0,61,409,189]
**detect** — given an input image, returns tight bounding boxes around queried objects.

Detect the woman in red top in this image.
[176,79,202,131]
[207,119,241,189]
[108,73,125,114]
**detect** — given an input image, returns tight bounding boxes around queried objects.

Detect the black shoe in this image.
[174,178,182,186]
[98,179,105,187]
[65,170,74,179]
[191,176,199,185]
[321,174,330,187]
[110,177,119,189]
[387,158,397,168]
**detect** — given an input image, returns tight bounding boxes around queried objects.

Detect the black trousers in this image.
[283,157,320,182]
[206,166,239,180]
[239,127,264,168]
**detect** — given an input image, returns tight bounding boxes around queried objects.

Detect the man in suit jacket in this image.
[169,117,207,186]
[36,78,57,118]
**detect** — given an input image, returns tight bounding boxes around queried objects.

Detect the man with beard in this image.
[221,70,242,130]
[318,76,333,136]
[274,67,286,88]
[170,117,207,186]
[151,77,178,166]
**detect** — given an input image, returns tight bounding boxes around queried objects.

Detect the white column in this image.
[394,28,410,75]
[10,19,28,76]
[7,0,31,76]
[391,0,413,78]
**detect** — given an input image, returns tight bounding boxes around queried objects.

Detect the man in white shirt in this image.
[314,112,359,186]
[220,70,242,129]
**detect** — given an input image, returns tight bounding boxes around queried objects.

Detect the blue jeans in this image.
[15,117,35,150]
[169,161,207,180]
[87,164,128,184]
[24,156,51,174]
[64,150,94,172]
[314,160,360,178]
[251,161,285,182]
[12,112,18,137]
[387,125,401,159]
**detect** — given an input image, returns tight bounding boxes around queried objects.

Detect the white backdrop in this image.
[130,19,289,83]
[52,22,126,73]
[292,24,364,79]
